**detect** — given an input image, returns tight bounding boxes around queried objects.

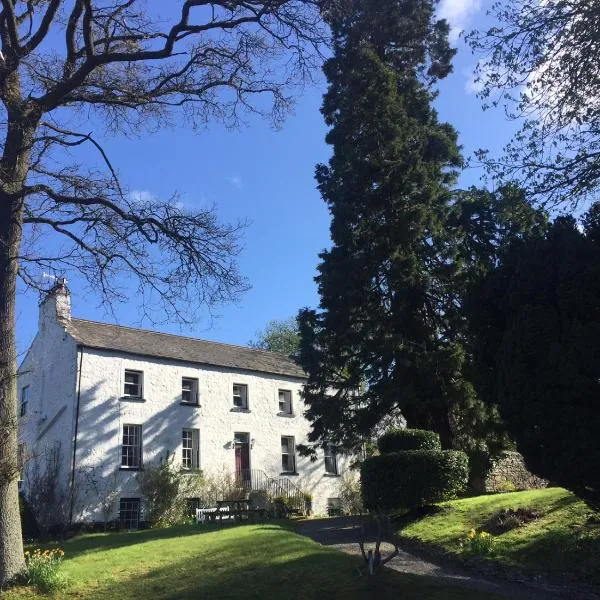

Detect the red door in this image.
[235,441,250,481]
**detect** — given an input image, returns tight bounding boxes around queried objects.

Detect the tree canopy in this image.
[469,208,600,508]
[249,317,300,355]
[297,0,547,472]
[467,0,600,208]
[0,0,326,584]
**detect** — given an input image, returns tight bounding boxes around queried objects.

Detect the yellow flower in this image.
[467,529,476,540]
[480,531,490,538]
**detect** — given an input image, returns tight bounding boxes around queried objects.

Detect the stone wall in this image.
[483,451,548,493]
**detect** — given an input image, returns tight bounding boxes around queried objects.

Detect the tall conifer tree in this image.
[299,0,489,455]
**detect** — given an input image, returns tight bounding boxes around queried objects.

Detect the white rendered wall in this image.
[73,348,347,519]
[17,292,79,513]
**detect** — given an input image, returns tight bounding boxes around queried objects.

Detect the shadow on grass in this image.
[43,522,241,558]
[73,529,498,600]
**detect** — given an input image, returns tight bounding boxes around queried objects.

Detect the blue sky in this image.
[17,0,512,358]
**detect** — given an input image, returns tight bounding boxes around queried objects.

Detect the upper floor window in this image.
[181,378,199,405]
[278,389,292,415]
[17,442,26,482]
[124,370,143,398]
[281,436,296,474]
[232,384,248,409]
[20,386,29,417]
[121,424,142,469]
[182,429,200,470]
[324,443,338,475]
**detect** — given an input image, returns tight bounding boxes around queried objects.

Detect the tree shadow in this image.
[68,528,497,600]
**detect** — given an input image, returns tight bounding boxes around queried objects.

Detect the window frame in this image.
[20,385,29,417]
[181,428,200,470]
[278,389,293,415]
[123,369,143,399]
[232,383,249,409]
[119,497,141,530]
[121,424,143,469]
[281,435,296,474]
[181,377,199,405]
[324,443,339,475]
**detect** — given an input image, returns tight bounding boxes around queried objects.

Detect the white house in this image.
[18,281,346,527]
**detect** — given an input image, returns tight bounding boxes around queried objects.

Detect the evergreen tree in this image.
[470,208,600,508]
[298,0,543,464]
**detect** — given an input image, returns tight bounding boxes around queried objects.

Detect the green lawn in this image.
[400,487,600,583]
[5,522,502,599]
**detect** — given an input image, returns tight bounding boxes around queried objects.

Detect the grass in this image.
[3,522,504,599]
[399,487,600,583]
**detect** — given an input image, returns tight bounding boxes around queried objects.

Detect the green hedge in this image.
[361,449,469,511]
[377,428,442,454]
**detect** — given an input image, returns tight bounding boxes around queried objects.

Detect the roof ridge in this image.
[69,317,295,360]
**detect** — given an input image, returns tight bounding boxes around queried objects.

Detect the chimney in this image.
[39,277,71,331]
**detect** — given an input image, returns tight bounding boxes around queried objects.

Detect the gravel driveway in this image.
[295,516,595,600]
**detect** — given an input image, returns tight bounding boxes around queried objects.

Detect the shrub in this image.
[377,429,442,454]
[339,471,364,515]
[20,493,39,540]
[361,449,468,511]
[137,455,203,527]
[487,507,542,534]
[25,548,69,593]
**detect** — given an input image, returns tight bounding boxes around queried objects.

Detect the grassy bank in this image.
[399,488,600,583]
[4,522,502,599]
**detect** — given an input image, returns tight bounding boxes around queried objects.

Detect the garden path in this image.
[296,516,594,600]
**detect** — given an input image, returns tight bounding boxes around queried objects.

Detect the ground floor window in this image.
[186,497,201,517]
[327,497,343,516]
[120,498,140,530]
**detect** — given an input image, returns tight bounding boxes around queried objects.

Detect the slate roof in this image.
[66,318,306,379]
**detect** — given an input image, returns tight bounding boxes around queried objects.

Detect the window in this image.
[281,436,296,473]
[181,378,199,404]
[327,497,343,516]
[121,424,142,469]
[124,370,143,398]
[278,389,292,415]
[119,498,140,530]
[186,497,201,516]
[324,444,338,475]
[17,443,26,483]
[232,383,248,409]
[20,386,28,417]
[182,429,200,470]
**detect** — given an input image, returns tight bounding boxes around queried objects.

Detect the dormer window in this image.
[124,370,143,398]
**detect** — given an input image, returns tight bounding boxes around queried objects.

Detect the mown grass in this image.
[399,487,600,583]
[4,521,503,599]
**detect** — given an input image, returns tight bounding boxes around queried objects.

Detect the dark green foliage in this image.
[361,449,468,511]
[298,0,544,470]
[470,205,600,509]
[378,429,441,454]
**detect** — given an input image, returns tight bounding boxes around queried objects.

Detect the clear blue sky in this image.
[17,0,513,358]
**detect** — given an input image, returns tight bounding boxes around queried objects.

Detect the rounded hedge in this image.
[377,428,442,454]
[361,449,469,511]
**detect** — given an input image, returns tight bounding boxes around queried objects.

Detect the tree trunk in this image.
[0,78,38,584]
[0,190,25,586]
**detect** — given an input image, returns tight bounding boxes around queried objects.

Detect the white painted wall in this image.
[73,347,347,518]
[19,288,347,523]
[17,287,79,519]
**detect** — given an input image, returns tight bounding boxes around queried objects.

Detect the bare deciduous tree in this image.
[0,0,326,584]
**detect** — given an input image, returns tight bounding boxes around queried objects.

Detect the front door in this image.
[234,433,250,487]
